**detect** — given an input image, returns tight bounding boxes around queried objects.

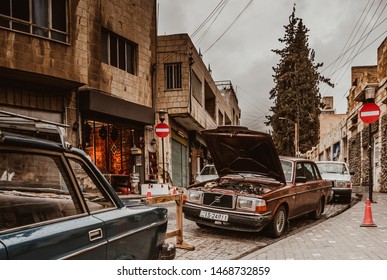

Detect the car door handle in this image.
[89,228,103,241]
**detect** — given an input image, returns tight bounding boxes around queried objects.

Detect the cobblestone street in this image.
[166,197,358,260]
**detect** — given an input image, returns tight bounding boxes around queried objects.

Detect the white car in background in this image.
[195,164,218,183]
[316,161,353,203]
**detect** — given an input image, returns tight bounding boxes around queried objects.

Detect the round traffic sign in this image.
[155,122,170,138]
[359,103,381,124]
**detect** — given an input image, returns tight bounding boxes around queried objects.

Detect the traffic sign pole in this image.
[162,137,165,184]
[359,102,381,203]
[155,122,170,184]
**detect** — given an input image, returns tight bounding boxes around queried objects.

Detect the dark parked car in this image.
[0,111,175,260]
[183,126,332,238]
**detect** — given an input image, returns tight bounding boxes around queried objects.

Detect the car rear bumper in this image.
[183,203,272,232]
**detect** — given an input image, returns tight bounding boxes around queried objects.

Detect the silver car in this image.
[316,161,353,203]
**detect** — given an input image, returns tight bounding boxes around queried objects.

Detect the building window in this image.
[0,0,68,43]
[165,63,182,89]
[191,71,202,104]
[101,28,137,75]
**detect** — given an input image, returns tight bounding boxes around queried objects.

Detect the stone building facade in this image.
[0,2,241,191]
[156,34,241,187]
[309,37,386,193]
[0,0,158,191]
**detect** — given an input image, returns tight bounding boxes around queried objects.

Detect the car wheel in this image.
[311,197,324,220]
[269,205,287,238]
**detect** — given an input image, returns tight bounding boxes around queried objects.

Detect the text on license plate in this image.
[199,210,228,221]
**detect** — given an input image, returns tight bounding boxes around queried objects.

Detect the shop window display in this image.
[83,121,142,194]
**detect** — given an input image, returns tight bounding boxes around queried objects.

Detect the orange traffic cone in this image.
[146,184,152,198]
[360,199,377,227]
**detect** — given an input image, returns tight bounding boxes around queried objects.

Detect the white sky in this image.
[157,0,387,131]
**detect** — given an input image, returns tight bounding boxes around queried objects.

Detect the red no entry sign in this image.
[359,103,381,124]
[155,122,170,138]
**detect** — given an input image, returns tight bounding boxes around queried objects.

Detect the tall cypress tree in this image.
[266,5,333,156]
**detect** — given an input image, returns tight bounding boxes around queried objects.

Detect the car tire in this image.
[269,205,287,238]
[311,197,324,220]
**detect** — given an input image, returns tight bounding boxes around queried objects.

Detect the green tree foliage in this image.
[266,5,333,156]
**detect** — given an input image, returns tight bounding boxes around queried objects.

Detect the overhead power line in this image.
[203,0,253,55]
[321,0,387,99]
[321,0,372,76]
[195,1,229,45]
[191,0,229,39]
[332,0,386,85]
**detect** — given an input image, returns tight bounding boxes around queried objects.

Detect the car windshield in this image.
[201,165,217,175]
[280,160,293,182]
[317,162,347,174]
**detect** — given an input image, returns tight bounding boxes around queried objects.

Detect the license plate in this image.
[199,210,228,222]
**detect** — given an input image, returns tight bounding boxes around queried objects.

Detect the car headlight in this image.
[336,181,351,188]
[236,197,267,213]
[185,189,203,204]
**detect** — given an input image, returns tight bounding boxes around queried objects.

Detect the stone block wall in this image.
[156,33,240,130]
[0,2,87,84]
[348,133,361,186]
[87,0,157,107]
[0,0,157,108]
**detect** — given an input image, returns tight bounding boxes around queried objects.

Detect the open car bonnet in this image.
[201,126,286,184]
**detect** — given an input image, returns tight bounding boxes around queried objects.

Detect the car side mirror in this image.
[295,176,307,183]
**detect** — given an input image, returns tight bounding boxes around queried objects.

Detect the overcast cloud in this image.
[157,0,387,131]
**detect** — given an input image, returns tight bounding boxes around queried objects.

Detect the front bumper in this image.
[183,203,272,232]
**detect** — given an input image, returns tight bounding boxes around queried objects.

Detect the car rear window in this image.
[0,151,82,231]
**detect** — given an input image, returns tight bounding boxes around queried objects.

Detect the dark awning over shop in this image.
[79,90,155,126]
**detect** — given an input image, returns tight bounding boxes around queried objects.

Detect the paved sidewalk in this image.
[241,193,387,260]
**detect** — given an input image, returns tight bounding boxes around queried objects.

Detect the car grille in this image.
[202,192,235,209]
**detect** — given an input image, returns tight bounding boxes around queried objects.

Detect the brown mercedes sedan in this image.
[182,126,332,238]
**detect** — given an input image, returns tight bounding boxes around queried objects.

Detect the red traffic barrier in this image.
[360,199,377,227]
[146,184,152,198]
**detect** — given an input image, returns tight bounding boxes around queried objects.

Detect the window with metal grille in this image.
[0,0,68,43]
[164,63,182,89]
[101,28,138,75]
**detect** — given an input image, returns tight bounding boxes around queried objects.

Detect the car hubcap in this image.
[276,211,285,233]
